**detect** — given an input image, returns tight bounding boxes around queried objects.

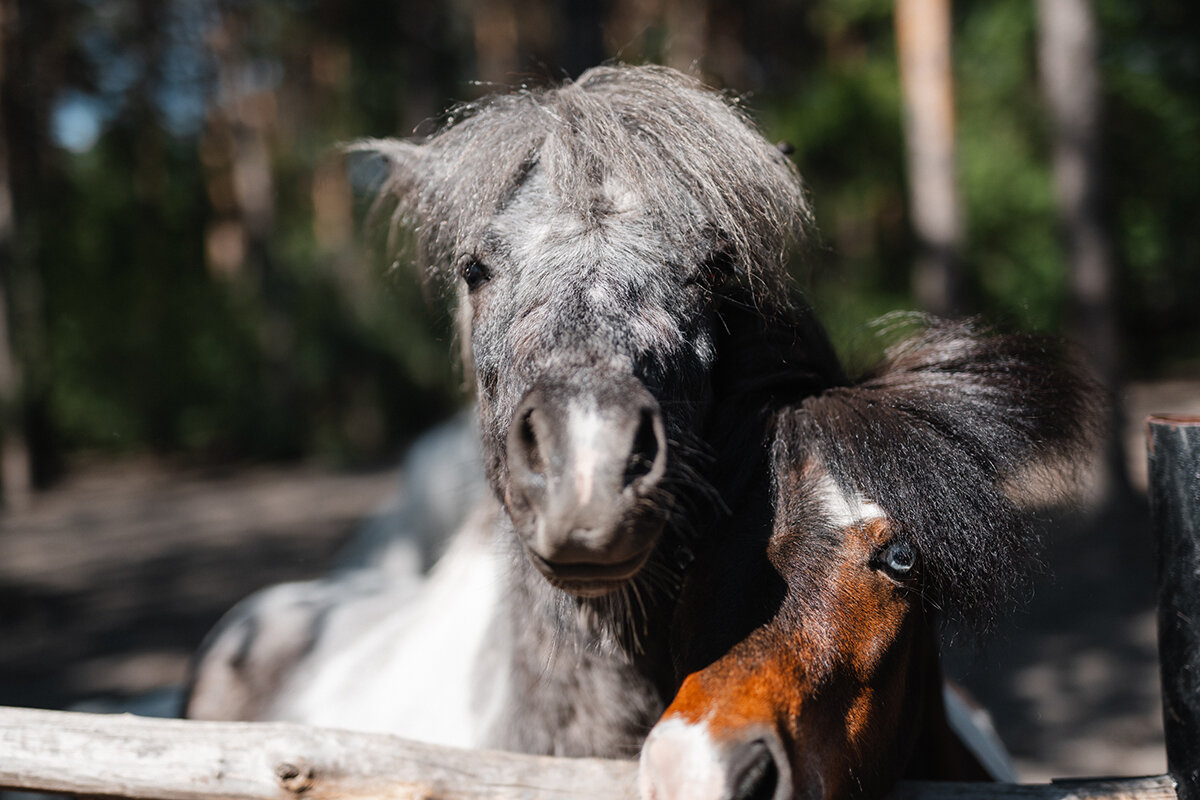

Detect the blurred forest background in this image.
[0,0,1198,779]
[1,0,1198,497]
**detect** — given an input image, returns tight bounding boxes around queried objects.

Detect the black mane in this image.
[777,317,1103,628]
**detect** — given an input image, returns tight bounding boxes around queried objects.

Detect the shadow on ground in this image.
[945,495,1166,781]
[945,377,1200,780]
[0,460,395,711]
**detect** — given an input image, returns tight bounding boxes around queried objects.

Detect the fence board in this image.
[0,706,635,800]
[890,776,1177,800]
[0,706,1178,800]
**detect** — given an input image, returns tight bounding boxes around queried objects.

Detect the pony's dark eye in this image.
[876,540,917,578]
[460,260,491,291]
[692,249,734,290]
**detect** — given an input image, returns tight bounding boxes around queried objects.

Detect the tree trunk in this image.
[1035,0,1130,500]
[202,4,299,451]
[0,0,28,508]
[895,0,965,316]
[471,0,519,85]
[0,0,52,507]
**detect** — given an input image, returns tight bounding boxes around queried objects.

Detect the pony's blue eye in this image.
[879,540,917,577]
[460,260,491,291]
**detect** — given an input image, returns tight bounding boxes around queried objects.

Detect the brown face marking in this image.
[830,518,914,679]
[655,459,927,799]
[665,642,807,734]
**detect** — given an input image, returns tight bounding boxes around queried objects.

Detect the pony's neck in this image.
[902,623,996,782]
[707,291,844,500]
[480,290,845,757]
[710,290,844,403]
[481,526,676,757]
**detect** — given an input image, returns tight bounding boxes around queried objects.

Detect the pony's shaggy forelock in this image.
[779,317,1104,630]
[356,64,810,306]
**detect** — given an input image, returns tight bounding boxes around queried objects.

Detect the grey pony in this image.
[185,64,841,757]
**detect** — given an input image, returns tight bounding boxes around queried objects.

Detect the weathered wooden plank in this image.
[0,706,1178,800]
[0,706,636,800]
[890,776,1177,800]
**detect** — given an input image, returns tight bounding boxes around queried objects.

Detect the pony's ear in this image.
[342,138,446,278]
[343,138,428,195]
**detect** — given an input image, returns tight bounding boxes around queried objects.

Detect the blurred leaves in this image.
[7,0,1199,469]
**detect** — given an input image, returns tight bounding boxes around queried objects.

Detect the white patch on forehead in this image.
[812,468,885,530]
[639,716,726,800]
[506,212,584,263]
[586,281,617,306]
[603,175,642,215]
[492,170,670,282]
[483,169,704,368]
[630,305,685,353]
[568,403,606,505]
[491,175,588,259]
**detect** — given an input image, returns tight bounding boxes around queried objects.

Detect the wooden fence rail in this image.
[0,706,1178,800]
[0,705,634,800]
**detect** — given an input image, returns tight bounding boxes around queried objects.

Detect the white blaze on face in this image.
[811,468,885,529]
[568,404,606,506]
[639,716,727,800]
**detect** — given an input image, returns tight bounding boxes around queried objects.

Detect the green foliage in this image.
[1100,0,1200,373]
[19,0,1200,466]
[956,0,1063,331]
[751,2,910,359]
[757,0,1199,366]
[37,0,464,463]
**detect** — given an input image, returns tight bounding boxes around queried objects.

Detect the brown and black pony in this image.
[640,319,1101,800]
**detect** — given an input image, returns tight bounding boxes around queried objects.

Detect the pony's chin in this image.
[553,580,632,599]
[527,542,658,598]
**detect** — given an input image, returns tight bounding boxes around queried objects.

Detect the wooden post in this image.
[1148,415,1200,800]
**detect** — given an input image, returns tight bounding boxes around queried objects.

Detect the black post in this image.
[1148,415,1200,800]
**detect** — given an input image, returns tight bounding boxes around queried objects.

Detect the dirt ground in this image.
[1,380,1197,782]
[952,380,1200,781]
[0,458,397,711]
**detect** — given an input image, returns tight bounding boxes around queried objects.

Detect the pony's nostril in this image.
[518,410,546,476]
[624,407,662,489]
[727,739,783,800]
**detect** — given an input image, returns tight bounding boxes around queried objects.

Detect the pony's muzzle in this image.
[505,380,668,594]
[639,718,793,800]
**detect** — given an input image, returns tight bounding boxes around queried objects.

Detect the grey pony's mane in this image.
[354,64,811,306]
